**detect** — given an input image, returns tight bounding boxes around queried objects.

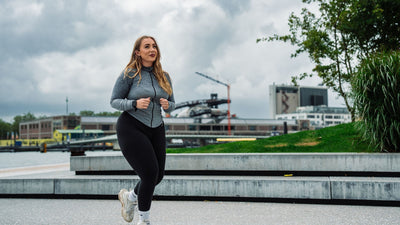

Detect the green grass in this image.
[167,122,375,153]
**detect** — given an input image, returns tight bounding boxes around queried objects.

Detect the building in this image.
[53,129,104,141]
[19,115,117,140]
[80,116,117,136]
[19,115,80,139]
[269,84,328,119]
[276,106,351,128]
[19,115,310,140]
[164,117,310,136]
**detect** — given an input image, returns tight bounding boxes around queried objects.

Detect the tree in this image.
[0,119,11,140]
[257,0,400,121]
[79,110,121,117]
[96,111,122,117]
[342,0,400,55]
[79,110,95,116]
[11,112,36,137]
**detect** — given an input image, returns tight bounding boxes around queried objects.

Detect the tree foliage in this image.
[11,112,36,133]
[257,0,400,121]
[96,111,122,117]
[0,119,11,139]
[79,110,121,117]
[79,110,95,116]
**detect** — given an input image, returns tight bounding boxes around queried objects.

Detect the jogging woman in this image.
[110,35,175,224]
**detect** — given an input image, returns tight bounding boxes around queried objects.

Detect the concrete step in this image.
[70,153,400,174]
[1,170,400,202]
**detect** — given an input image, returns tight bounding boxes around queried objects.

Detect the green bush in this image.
[352,51,400,152]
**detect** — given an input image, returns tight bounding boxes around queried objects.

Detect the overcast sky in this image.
[0,0,345,122]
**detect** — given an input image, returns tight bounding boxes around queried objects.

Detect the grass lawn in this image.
[167,122,375,153]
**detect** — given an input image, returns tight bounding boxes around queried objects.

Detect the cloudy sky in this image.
[0,0,344,122]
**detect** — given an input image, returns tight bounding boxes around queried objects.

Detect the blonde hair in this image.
[124,36,173,96]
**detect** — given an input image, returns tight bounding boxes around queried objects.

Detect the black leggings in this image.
[116,112,166,211]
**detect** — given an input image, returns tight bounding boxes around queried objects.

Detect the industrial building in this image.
[269,84,329,119]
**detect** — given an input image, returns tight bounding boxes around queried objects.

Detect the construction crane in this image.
[195,72,231,135]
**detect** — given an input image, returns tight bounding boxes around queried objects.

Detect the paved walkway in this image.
[0,198,399,225]
[0,163,70,178]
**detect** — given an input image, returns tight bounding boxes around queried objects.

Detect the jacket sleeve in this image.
[164,74,176,113]
[110,71,136,111]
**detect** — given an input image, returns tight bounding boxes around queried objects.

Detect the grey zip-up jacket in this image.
[110,66,175,128]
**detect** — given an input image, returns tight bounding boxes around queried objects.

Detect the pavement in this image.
[1,198,400,225]
[1,154,400,225]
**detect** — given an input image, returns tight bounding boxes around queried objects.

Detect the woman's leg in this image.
[117,113,160,211]
[150,123,166,186]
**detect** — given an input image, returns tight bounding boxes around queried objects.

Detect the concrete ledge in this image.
[0,179,54,194]
[331,177,400,201]
[1,172,399,201]
[70,153,400,173]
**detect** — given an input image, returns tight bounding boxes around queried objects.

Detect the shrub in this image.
[352,51,400,152]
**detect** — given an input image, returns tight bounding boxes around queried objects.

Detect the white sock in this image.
[138,210,150,222]
[128,190,137,202]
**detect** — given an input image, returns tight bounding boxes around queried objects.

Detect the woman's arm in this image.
[110,71,136,111]
[162,74,175,113]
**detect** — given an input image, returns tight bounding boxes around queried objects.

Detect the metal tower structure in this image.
[195,72,231,135]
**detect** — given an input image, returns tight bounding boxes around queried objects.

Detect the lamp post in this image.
[66,97,69,115]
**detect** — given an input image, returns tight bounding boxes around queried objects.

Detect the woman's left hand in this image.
[160,98,169,110]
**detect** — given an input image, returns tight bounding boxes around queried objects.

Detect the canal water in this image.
[0,151,121,169]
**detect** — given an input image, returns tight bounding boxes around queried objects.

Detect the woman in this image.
[110,36,175,225]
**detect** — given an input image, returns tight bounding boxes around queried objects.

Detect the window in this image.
[307,115,315,118]
[213,126,222,131]
[189,125,197,131]
[200,126,210,131]
[224,126,235,131]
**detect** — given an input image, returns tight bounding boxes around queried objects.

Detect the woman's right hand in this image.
[136,97,151,109]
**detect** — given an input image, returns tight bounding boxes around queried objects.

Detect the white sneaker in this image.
[137,220,150,225]
[118,189,137,222]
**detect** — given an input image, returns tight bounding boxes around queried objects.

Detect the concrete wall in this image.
[71,153,400,172]
[1,174,399,201]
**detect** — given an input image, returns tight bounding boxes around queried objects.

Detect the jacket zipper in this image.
[150,73,157,127]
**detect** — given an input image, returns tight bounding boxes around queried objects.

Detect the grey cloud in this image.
[214,0,251,17]
[0,0,344,121]
[0,0,124,60]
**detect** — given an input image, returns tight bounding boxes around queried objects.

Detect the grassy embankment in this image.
[167,122,375,153]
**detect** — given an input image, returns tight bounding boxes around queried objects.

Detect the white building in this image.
[275,106,351,128]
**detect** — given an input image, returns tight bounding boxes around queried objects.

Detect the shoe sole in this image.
[118,189,133,222]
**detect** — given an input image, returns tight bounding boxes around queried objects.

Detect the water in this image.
[0,151,122,169]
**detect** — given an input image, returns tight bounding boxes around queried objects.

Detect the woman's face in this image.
[136,38,158,67]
